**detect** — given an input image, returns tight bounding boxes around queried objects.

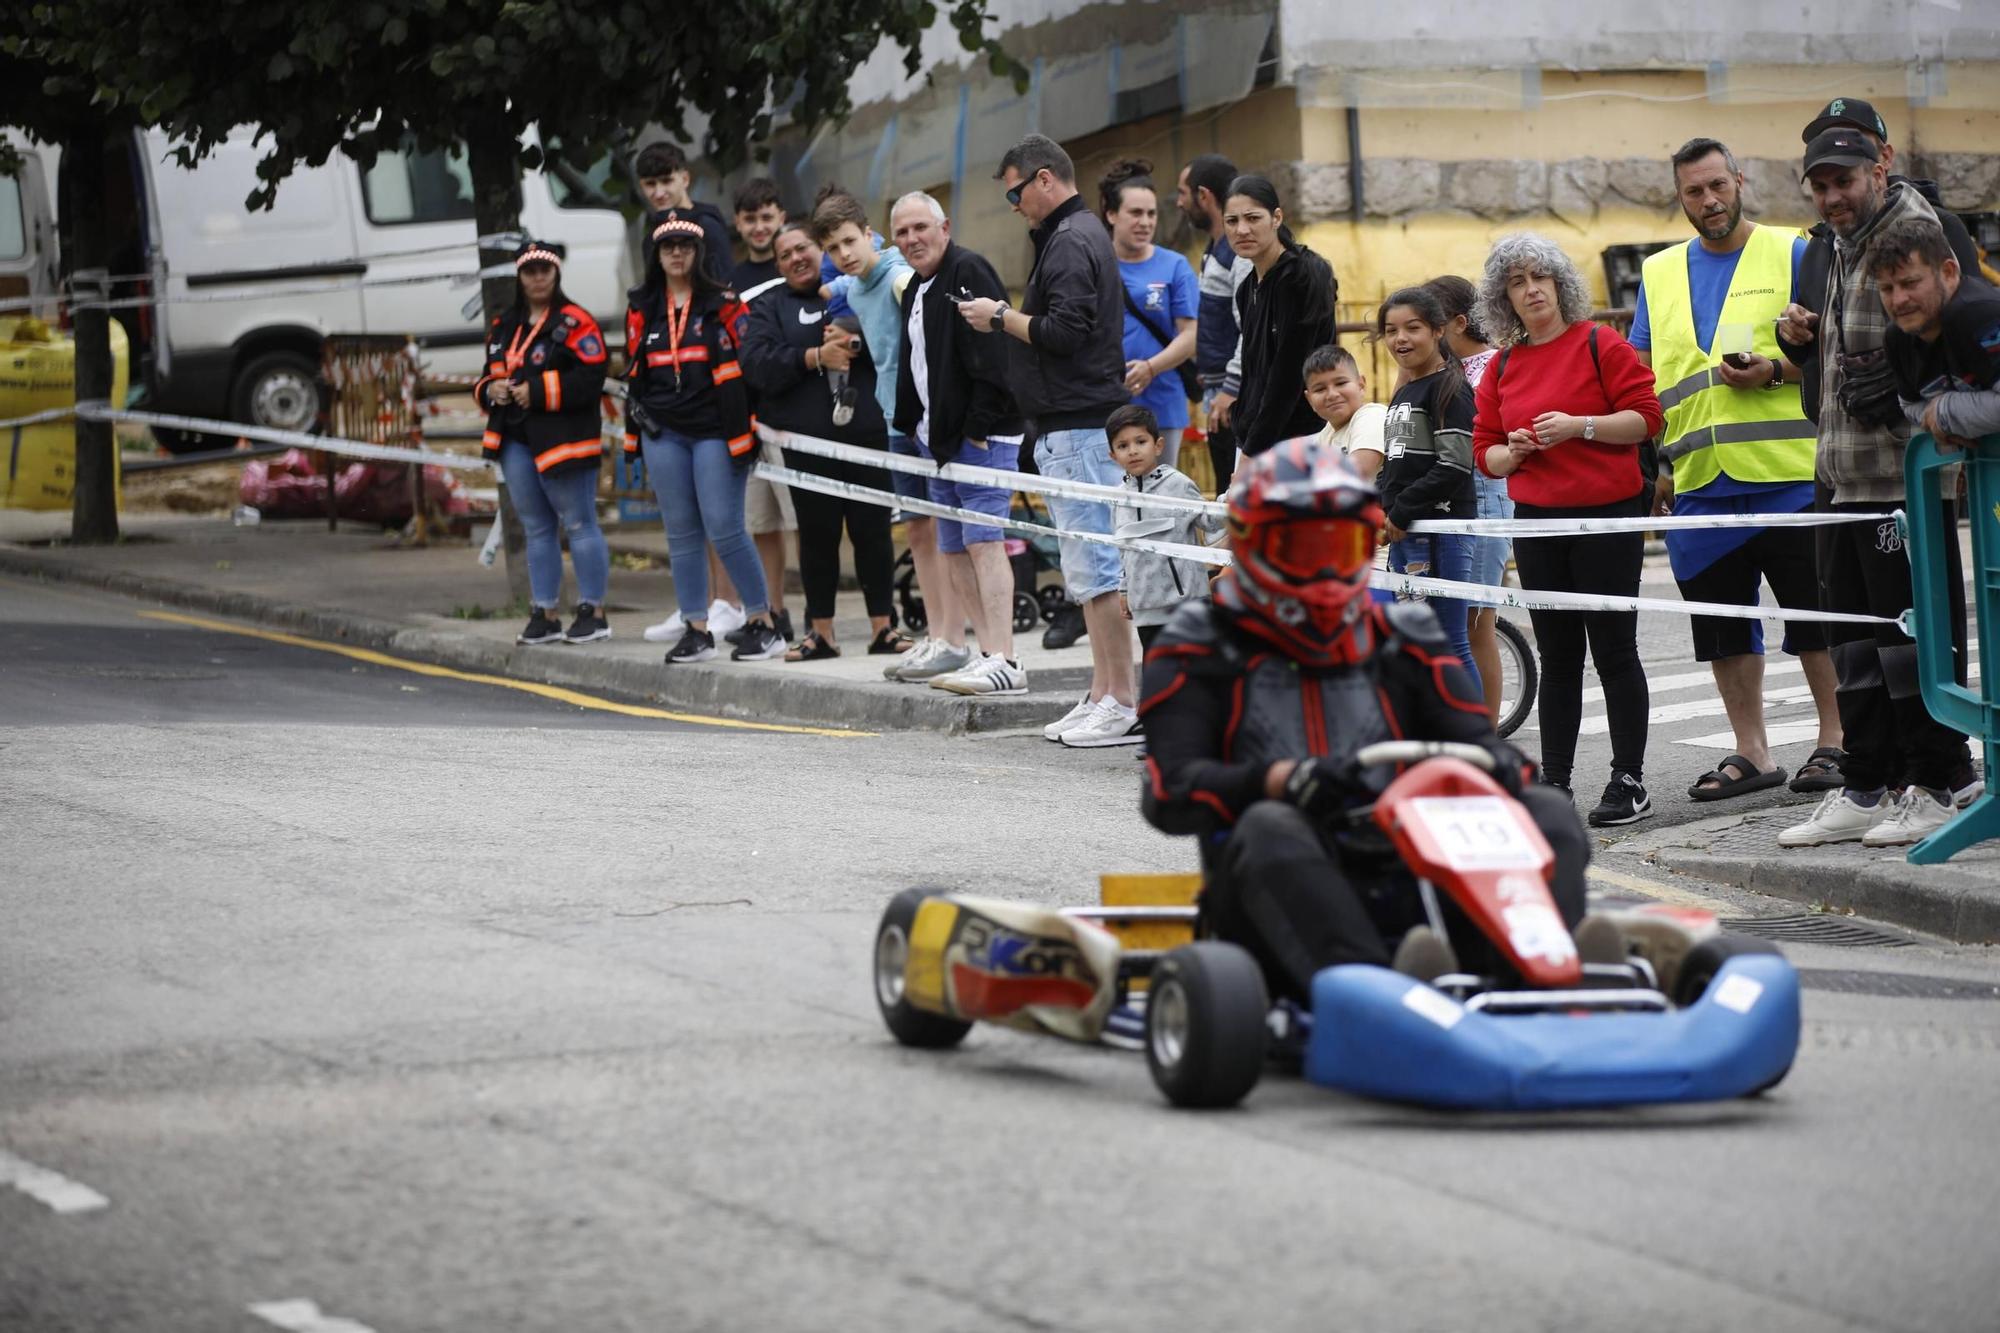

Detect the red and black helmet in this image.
[1218,437,1385,665]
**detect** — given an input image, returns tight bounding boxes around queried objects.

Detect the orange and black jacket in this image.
[475,303,609,477]
[622,284,754,460]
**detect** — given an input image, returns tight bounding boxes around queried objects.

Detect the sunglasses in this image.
[1261,517,1377,581]
[658,236,699,251]
[1004,171,1039,208]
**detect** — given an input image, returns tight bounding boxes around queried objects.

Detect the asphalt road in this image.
[5,576,2000,1333]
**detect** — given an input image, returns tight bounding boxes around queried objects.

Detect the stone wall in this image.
[1266,154,2000,229]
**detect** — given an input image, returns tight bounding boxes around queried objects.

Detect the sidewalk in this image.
[0,511,1107,734]
[1602,805,2000,945]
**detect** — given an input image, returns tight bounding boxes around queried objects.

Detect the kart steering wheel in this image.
[1354,741,1496,772]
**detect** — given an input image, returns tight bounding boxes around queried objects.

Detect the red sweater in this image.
[1473,321,1664,508]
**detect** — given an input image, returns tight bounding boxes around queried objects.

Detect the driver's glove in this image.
[1281,756,1367,822]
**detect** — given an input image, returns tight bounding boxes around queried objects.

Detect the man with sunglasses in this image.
[959,133,1137,747]
[1138,442,1591,998]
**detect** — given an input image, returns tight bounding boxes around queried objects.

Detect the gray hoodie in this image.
[1117,465,1227,626]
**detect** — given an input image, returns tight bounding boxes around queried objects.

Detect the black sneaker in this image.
[1042,603,1087,650]
[731,619,785,661]
[517,608,564,645]
[773,607,795,642]
[563,603,611,644]
[1587,772,1652,827]
[665,626,716,664]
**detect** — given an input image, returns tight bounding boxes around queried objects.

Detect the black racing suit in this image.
[1139,596,1590,1002]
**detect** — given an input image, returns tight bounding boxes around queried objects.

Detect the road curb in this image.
[0,543,1072,735]
[1616,809,2000,944]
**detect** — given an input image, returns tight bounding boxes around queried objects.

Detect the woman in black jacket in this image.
[739,219,906,661]
[623,210,784,665]
[474,240,612,646]
[1225,175,1339,458]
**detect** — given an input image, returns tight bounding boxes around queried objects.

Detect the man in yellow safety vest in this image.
[1632,137,1844,804]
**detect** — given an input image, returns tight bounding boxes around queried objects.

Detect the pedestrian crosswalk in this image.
[1519,644,1981,752]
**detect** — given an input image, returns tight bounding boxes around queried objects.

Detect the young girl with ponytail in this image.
[1222,175,1338,457]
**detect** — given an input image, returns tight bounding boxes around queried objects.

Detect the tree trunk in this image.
[67,119,118,544]
[466,119,529,604]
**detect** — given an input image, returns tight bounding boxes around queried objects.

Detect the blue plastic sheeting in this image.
[1304,955,1800,1110]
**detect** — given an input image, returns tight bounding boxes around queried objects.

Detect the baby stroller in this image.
[894,493,1069,635]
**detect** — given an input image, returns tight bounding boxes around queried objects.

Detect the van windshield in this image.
[0,174,24,260]
[361,145,477,226]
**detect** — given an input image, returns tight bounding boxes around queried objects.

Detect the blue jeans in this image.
[1470,472,1514,587]
[640,428,768,619]
[498,440,609,610]
[1390,531,1482,696]
[1032,426,1125,602]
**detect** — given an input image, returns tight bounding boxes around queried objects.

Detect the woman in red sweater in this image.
[1473,232,1665,827]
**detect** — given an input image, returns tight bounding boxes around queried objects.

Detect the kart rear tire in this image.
[875,887,973,1050]
[1145,942,1269,1109]
[1672,933,1783,1009]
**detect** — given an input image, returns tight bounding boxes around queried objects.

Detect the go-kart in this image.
[873,741,1800,1111]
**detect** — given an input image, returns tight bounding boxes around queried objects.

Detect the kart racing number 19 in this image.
[1407,797,1543,871]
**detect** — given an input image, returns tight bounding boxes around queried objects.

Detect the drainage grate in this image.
[1798,968,2000,1000]
[1721,914,1915,948]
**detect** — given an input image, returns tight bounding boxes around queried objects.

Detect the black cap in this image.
[512,239,565,270]
[1803,97,1889,144]
[648,208,708,249]
[1801,128,1881,180]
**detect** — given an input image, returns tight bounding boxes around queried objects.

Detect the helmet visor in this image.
[1262,517,1377,581]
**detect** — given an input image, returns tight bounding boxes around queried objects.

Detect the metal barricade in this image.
[1904,431,1996,863]
[321,335,427,537]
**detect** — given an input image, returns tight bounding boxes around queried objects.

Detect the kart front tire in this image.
[1674,934,1790,1096]
[875,888,973,1049]
[1146,942,1269,1109]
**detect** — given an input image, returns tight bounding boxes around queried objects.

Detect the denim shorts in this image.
[929,438,1018,553]
[888,433,930,503]
[1470,472,1514,588]
[1033,425,1125,602]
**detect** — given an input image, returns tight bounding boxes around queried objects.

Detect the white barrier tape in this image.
[1407,509,1894,537]
[751,461,1233,567]
[55,404,494,472]
[759,424,1222,516]
[0,406,84,431]
[0,266,520,318]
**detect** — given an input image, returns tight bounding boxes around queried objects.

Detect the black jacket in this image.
[1234,246,1339,457]
[740,279,887,443]
[892,242,1023,463]
[474,302,609,476]
[1010,193,1127,432]
[1887,274,2000,401]
[1139,594,1527,840]
[1778,177,1981,426]
[621,282,753,459]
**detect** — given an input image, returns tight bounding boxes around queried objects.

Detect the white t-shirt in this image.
[907,276,936,448]
[1316,401,1388,459]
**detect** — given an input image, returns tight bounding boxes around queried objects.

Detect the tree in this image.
[16,0,1022,565]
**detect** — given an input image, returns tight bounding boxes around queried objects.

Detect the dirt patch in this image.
[120,461,243,516]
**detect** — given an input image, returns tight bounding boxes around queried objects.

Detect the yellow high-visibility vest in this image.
[1641,226,1816,492]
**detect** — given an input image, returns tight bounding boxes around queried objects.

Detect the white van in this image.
[0,137,60,318]
[64,129,635,448]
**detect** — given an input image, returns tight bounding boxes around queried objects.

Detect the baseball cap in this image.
[1801,128,1881,180]
[1803,97,1889,144]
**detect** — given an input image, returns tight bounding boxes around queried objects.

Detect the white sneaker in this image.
[1042,696,1099,742]
[894,640,972,682]
[708,599,747,637]
[1954,775,1985,810]
[932,653,1029,696]
[1863,787,1955,847]
[642,609,685,643]
[883,636,936,680]
[1778,788,1893,848]
[1060,699,1144,748]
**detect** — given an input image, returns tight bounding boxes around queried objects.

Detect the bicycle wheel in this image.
[1493,614,1538,739]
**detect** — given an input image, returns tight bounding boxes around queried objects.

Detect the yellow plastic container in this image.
[0,315,130,511]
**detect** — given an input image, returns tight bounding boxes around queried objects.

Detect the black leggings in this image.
[1203,793,1590,1004]
[783,448,896,623]
[1511,494,1649,787]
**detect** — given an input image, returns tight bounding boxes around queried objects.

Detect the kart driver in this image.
[1138,440,1593,1001]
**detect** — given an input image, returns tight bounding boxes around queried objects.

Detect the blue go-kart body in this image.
[1304,953,1801,1110]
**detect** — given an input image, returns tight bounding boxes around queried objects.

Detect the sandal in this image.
[1788,746,1846,793]
[784,631,839,663]
[1688,753,1788,802]
[868,626,916,655]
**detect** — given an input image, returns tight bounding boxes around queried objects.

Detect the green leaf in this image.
[267,52,292,80]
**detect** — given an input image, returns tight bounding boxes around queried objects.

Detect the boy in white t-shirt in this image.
[1302,345,1385,482]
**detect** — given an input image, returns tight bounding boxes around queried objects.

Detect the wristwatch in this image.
[1583,416,1596,441]
[1766,362,1788,389]
[988,301,1010,334]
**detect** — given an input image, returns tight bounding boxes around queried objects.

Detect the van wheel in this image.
[232,350,322,436]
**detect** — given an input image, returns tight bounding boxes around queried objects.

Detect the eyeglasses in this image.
[1261,518,1377,580]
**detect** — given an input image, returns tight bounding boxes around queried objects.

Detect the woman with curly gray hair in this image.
[1471,232,1664,827]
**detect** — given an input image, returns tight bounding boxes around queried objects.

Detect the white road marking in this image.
[0,1148,109,1213]
[248,1299,380,1333]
